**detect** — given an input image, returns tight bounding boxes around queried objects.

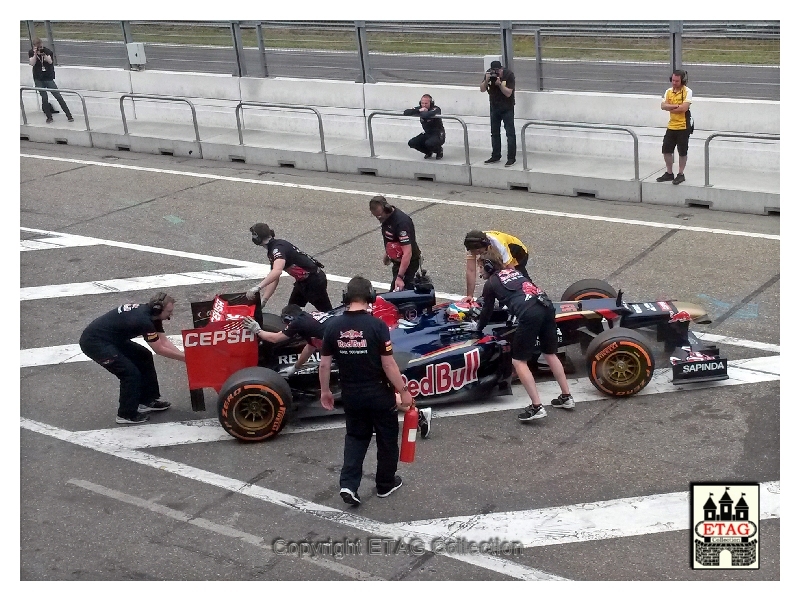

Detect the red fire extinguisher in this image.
[399,405,418,463]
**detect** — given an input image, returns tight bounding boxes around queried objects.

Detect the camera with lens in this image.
[488,69,499,85]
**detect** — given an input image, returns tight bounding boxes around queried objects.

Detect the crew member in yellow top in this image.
[461,230,529,301]
[656,69,693,185]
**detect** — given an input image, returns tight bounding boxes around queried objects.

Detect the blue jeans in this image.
[490,105,516,160]
[34,79,72,120]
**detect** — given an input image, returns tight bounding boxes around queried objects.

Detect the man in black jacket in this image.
[368,196,422,292]
[28,38,73,124]
[480,60,516,167]
[403,94,445,160]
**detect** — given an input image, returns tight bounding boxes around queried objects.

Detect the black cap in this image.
[490,60,502,69]
[464,230,489,250]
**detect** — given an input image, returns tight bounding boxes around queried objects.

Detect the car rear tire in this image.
[585,328,654,396]
[217,367,293,442]
[561,279,616,301]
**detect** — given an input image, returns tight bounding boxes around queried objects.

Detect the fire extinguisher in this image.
[399,404,418,463]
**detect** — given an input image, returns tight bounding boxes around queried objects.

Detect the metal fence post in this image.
[355,21,374,83]
[230,21,247,77]
[670,21,683,72]
[534,29,544,91]
[44,21,57,65]
[121,21,134,70]
[256,22,268,77]
[26,21,36,46]
[501,21,514,72]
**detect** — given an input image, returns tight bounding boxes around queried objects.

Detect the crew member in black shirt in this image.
[243,304,328,375]
[480,60,516,167]
[473,248,575,422]
[79,292,186,425]
[403,94,445,160]
[28,37,73,124]
[246,223,333,312]
[319,276,413,507]
[368,196,422,292]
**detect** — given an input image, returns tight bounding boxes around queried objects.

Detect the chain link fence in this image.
[20,20,780,100]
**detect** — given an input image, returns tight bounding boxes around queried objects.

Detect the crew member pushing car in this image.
[368,196,422,292]
[79,292,185,425]
[319,276,413,507]
[246,223,332,312]
[462,229,529,302]
[243,304,328,376]
[472,248,575,421]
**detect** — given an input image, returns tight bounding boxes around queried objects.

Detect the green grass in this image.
[21,21,780,65]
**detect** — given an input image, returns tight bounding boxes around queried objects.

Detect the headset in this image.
[464,230,489,251]
[672,69,688,85]
[149,292,168,315]
[250,223,275,245]
[422,93,435,108]
[481,259,497,276]
[281,304,303,324]
[342,278,377,305]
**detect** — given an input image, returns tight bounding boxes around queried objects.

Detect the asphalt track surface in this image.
[19,40,780,100]
[19,141,781,582]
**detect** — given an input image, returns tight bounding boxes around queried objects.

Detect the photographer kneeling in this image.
[403,94,445,160]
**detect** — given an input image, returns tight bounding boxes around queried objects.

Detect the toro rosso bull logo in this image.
[338,330,367,349]
[402,349,480,398]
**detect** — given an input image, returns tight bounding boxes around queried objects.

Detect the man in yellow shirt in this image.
[656,69,693,185]
[461,230,529,301]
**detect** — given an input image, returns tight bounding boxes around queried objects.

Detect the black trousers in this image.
[34,79,73,120]
[79,336,160,419]
[289,270,332,312]
[408,130,445,155]
[391,256,421,290]
[490,105,516,160]
[339,398,399,493]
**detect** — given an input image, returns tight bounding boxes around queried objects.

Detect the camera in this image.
[488,69,499,85]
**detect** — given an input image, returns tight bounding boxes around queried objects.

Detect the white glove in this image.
[285,366,297,377]
[243,316,262,335]
[463,321,478,331]
[246,285,262,301]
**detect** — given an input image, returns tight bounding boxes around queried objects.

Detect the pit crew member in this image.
[78,292,186,425]
[246,223,333,312]
[368,196,422,292]
[472,248,575,421]
[462,229,530,301]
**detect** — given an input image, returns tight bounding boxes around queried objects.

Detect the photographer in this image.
[479,60,516,167]
[403,94,446,160]
[28,38,73,124]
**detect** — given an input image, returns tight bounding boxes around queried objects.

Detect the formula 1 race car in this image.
[181,276,727,442]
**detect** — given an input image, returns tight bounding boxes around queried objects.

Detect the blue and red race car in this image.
[181,275,727,442]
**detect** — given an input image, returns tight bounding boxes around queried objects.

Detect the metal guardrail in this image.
[119,94,201,154]
[366,111,472,185]
[704,133,779,187]
[235,102,327,170]
[20,86,92,145]
[520,121,640,181]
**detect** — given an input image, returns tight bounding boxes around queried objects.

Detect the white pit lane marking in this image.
[20,418,563,581]
[20,154,779,241]
[60,356,779,450]
[67,479,382,581]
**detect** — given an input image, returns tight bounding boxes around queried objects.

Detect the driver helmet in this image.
[446,301,473,322]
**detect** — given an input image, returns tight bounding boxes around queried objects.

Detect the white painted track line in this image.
[20,154,779,241]
[20,418,563,581]
[67,479,382,581]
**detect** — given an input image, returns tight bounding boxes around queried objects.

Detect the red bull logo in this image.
[668,310,692,323]
[340,329,363,340]
[401,349,480,398]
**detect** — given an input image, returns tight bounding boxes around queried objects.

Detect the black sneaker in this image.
[377,476,403,497]
[484,156,501,164]
[518,404,547,421]
[672,173,685,185]
[423,153,433,159]
[46,117,53,124]
[67,116,74,122]
[418,407,432,439]
[115,413,150,425]
[435,149,443,160]
[656,172,674,182]
[551,394,575,409]
[505,158,516,167]
[138,400,171,413]
[340,488,361,506]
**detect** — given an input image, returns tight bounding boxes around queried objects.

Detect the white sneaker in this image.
[418,407,432,439]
